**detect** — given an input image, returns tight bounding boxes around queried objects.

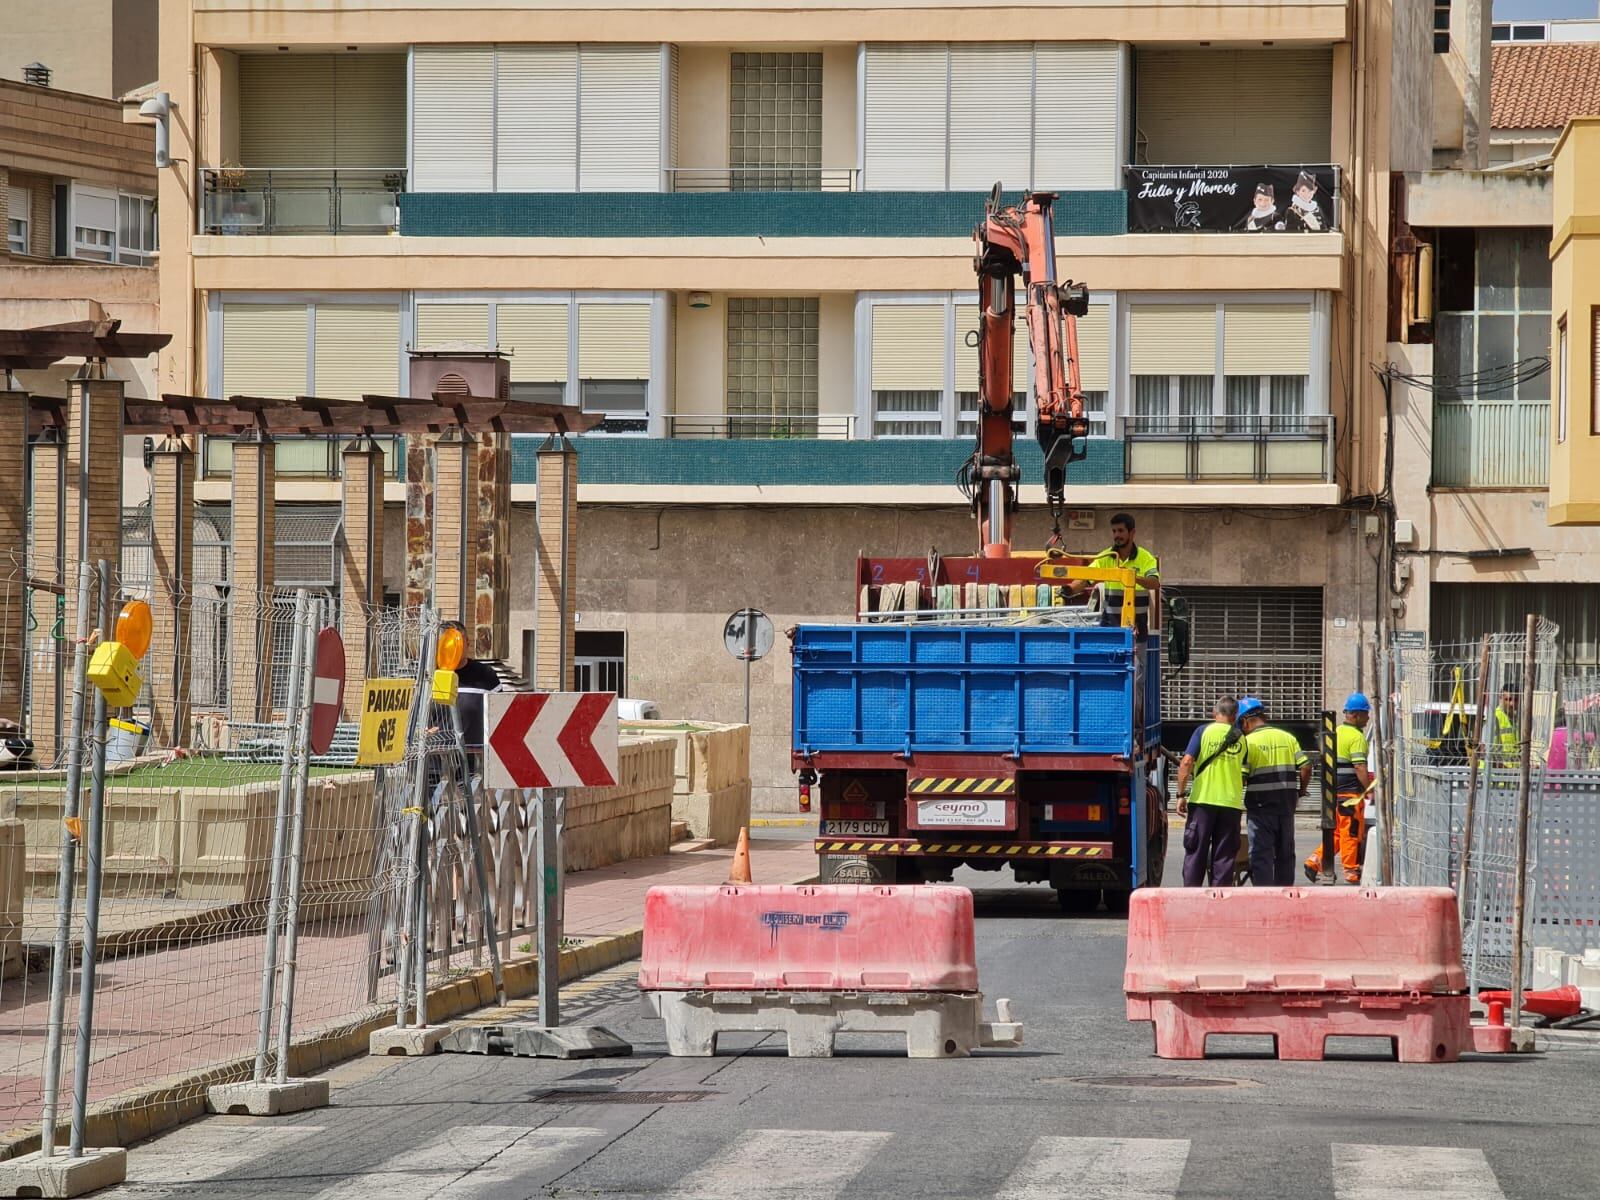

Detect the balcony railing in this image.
[665,413,855,440]
[667,166,859,192]
[1432,400,1550,488]
[1125,164,1342,234]
[202,435,404,481]
[1124,415,1334,482]
[200,168,405,235]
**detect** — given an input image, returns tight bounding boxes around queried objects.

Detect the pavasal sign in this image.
[357,678,415,765]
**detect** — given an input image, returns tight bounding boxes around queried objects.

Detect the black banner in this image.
[1126,166,1338,233]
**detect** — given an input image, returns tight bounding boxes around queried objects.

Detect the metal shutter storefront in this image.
[1223,304,1312,376]
[863,45,948,191]
[414,303,490,349]
[1034,43,1121,190]
[1136,49,1332,164]
[1431,583,1600,673]
[579,47,662,191]
[497,46,578,190]
[222,303,308,399]
[412,47,494,192]
[952,304,1028,394]
[497,304,569,383]
[578,304,651,379]
[1165,586,1325,723]
[949,45,1031,191]
[1129,304,1217,375]
[313,304,399,399]
[872,304,945,391]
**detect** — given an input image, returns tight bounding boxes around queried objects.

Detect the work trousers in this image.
[1304,794,1365,883]
[1245,799,1296,886]
[1182,803,1241,887]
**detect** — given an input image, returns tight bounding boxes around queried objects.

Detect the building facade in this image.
[155,0,1433,809]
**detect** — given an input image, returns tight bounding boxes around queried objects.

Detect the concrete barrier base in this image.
[205,1078,330,1116]
[0,1147,127,1197]
[369,1026,450,1057]
[440,1022,631,1060]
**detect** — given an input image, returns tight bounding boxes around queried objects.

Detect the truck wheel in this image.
[1056,887,1100,914]
[819,855,918,884]
[1103,886,1131,915]
[1145,820,1168,888]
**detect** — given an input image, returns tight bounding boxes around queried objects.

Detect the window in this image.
[6,186,29,255]
[726,297,819,435]
[729,53,821,190]
[1557,316,1568,444]
[118,194,157,265]
[573,631,626,693]
[71,186,118,262]
[578,303,651,432]
[1435,1,1451,54]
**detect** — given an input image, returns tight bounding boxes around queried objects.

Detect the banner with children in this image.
[1125,165,1339,233]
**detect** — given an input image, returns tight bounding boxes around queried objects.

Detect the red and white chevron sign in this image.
[485,692,619,790]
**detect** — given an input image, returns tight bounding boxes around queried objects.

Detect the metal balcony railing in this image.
[200,167,406,235]
[1124,415,1334,482]
[666,166,860,193]
[666,413,855,440]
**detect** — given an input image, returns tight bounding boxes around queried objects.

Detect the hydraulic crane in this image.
[968,185,1091,556]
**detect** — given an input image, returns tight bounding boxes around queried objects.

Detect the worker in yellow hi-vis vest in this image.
[1304,694,1372,885]
[1493,687,1521,763]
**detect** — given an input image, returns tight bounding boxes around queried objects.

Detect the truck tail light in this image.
[1043,803,1104,823]
[798,780,812,811]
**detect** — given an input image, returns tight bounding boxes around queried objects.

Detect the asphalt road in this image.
[96,831,1600,1200]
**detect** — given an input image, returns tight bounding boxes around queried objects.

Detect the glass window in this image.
[511,381,566,405]
[6,218,24,255]
[1434,1,1452,53]
[726,297,819,434]
[728,53,822,190]
[956,391,1026,439]
[117,194,157,266]
[581,380,647,414]
[873,390,942,438]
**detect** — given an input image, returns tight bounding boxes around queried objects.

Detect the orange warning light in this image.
[436,623,467,671]
[115,599,153,660]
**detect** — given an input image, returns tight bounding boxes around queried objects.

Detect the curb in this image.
[0,929,643,1163]
[750,817,818,828]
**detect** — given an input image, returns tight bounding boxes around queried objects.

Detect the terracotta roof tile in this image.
[1492,43,1600,131]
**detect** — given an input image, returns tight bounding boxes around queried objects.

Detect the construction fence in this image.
[0,556,548,1156]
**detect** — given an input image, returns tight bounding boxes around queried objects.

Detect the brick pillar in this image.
[0,383,29,727]
[230,433,275,723]
[403,438,435,611]
[533,438,577,691]
[148,437,194,746]
[339,437,386,719]
[473,433,511,662]
[29,430,64,759]
[431,428,476,630]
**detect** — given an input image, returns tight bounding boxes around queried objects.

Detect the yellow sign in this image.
[357,679,414,765]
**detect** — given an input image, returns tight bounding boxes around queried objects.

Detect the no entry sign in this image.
[309,628,346,755]
[486,692,618,790]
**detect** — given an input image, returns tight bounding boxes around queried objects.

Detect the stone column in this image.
[148,436,195,746]
[0,383,29,727]
[339,437,386,719]
[230,433,275,723]
[533,438,577,691]
[473,433,511,662]
[431,428,476,631]
[403,438,435,612]
[29,429,64,759]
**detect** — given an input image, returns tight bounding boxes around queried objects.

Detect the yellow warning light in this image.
[436,623,467,671]
[431,668,460,707]
[87,642,142,706]
[115,599,153,660]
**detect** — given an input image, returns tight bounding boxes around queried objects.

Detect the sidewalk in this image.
[0,835,819,1138]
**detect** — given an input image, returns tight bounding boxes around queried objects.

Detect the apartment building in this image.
[154,0,1432,808]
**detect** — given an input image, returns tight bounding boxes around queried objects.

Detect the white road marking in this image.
[1332,1144,1507,1200]
[110,1124,324,1192]
[996,1136,1191,1200]
[662,1129,891,1200]
[309,1126,601,1200]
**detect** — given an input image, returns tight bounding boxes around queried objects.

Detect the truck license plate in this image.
[821,820,890,836]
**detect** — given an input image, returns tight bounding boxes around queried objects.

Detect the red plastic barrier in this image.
[639,884,977,992]
[1477,985,1583,1020]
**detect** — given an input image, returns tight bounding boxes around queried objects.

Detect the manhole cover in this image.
[534,1089,713,1105]
[1048,1074,1254,1089]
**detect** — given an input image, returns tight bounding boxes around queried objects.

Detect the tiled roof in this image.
[1492,43,1600,131]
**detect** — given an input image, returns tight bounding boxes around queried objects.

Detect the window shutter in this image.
[1034,44,1121,189]
[223,303,308,399]
[8,186,30,225]
[414,303,489,349]
[314,305,399,399]
[333,55,406,168]
[953,303,1029,394]
[239,55,334,166]
[498,304,569,383]
[1232,49,1332,163]
[578,304,651,379]
[412,47,494,192]
[1076,303,1110,393]
[578,47,663,191]
[872,304,945,391]
[1223,304,1312,375]
[498,46,578,190]
[1129,304,1216,375]
[863,45,948,190]
[1136,49,1331,164]
[949,45,1031,190]
[1591,309,1600,436]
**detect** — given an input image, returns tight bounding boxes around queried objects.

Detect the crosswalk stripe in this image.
[308,1126,603,1200]
[662,1129,889,1200]
[996,1136,1190,1200]
[1331,1145,1507,1200]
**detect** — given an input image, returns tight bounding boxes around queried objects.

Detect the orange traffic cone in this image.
[727,826,752,885]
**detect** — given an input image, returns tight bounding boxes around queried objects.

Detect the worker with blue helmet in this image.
[1304,692,1374,883]
[1238,697,1310,886]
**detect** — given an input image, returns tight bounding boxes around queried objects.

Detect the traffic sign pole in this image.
[538,787,560,1028]
[276,597,321,1082]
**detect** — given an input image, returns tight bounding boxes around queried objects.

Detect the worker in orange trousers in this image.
[1304,693,1373,884]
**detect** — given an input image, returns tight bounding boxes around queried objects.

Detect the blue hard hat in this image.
[1238,696,1265,719]
[1344,692,1371,713]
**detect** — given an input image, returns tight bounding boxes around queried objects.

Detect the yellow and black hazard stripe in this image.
[815,840,1107,858]
[908,777,1016,795]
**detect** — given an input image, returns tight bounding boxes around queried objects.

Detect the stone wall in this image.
[562,734,675,871]
[621,719,751,845]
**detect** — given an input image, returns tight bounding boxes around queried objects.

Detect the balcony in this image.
[200,168,405,236]
[666,413,855,439]
[1124,416,1334,483]
[1432,400,1550,488]
[1125,165,1342,234]
[666,166,860,192]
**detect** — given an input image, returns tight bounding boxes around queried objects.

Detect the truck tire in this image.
[1055,887,1100,914]
[818,854,919,885]
[1146,819,1168,889]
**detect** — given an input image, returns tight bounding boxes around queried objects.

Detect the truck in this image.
[789,188,1180,912]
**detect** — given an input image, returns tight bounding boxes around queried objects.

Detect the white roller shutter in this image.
[313,304,399,399]
[414,303,490,349]
[578,47,662,191]
[863,45,948,191]
[412,47,494,192]
[1223,305,1312,376]
[239,55,335,166]
[578,304,651,379]
[498,46,578,190]
[498,304,569,383]
[333,55,406,168]
[1075,304,1110,393]
[872,304,945,391]
[1136,49,1331,165]
[8,186,30,226]
[949,45,1031,191]
[1129,304,1216,376]
[223,303,308,399]
[1034,44,1121,190]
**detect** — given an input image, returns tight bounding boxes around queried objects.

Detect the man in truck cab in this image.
[1075,512,1159,631]
[1176,696,1244,886]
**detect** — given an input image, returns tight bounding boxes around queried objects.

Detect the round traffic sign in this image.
[309,627,346,755]
[723,609,774,662]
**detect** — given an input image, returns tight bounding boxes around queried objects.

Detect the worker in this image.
[1303,693,1372,884]
[1175,696,1244,887]
[1077,512,1159,632]
[1238,697,1311,886]
[1493,687,1521,762]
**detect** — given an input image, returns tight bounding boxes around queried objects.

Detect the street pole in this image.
[408,621,440,1029]
[275,601,317,1082]
[1509,613,1537,1031]
[537,786,561,1028]
[1319,709,1337,883]
[743,610,754,727]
